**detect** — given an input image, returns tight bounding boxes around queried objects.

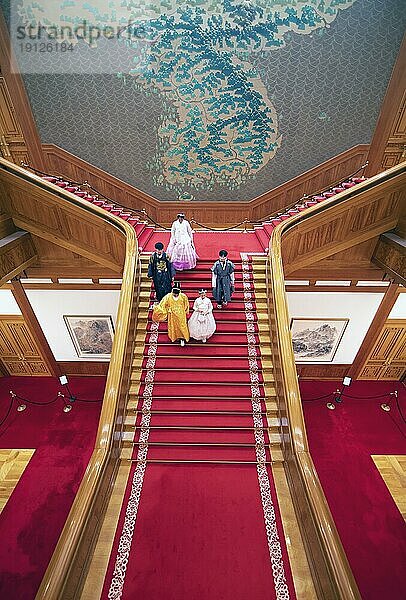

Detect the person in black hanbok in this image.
[211,250,235,308]
[148,242,176,301]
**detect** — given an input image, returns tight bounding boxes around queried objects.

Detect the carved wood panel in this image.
[0,316,51,376]
[382,89,406,170]
[0,233,37,285]
[359,320,406,380]
[43,143,369,225]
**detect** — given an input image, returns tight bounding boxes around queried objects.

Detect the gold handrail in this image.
[265,160,406,599]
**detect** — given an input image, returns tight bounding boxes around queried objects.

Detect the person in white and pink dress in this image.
[188,289,216,343]
[166,213,198,271]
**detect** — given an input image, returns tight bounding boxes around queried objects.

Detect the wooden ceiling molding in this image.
[0,11,45,170]
[366,33,406,176]
[288,238,384,281]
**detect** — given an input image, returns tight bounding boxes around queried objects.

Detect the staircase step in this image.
[254,227,270,251]
[137,226,155,249]
[125,241,283,463]
[133,345,272,357]
[135,357,273,370]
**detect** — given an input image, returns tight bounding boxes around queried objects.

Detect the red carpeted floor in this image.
[0,376,104,600]
[102,250,296,600]
[301,380,406,600]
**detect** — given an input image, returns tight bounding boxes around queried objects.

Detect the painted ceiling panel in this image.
[2,0,405,201]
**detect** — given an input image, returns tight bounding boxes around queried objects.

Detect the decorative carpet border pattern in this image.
[107,321,159,600]
[241,252,290,600]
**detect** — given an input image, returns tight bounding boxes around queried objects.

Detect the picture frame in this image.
[290,318,349,363]
[64,315,115,359]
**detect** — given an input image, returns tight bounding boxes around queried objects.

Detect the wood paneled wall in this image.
[366,34,406,176]
[297,364,350,380]
[359,320,406,381]
[57,361,109,376]
[0,231,37,285]
[43,143,369,226]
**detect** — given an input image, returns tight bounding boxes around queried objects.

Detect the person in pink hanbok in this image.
[166,213,198,271]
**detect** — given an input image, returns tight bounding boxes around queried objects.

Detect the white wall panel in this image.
[388,294,406,319]
[286,292,384,364]
[26,290,120,361]
[0,289,22,314]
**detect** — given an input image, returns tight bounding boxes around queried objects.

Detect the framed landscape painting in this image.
[290,318,349,362]
[64,315,115,359]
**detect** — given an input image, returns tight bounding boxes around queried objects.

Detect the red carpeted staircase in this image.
[31,166,369,597]
[101,248,296,599]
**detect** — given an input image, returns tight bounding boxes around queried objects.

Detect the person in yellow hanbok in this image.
[152,287,190,346]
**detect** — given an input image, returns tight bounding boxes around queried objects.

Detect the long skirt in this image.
[167,239,198,271]
[188,311,216,341]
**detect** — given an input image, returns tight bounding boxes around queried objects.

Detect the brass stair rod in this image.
[137,382,265,386]
[132,397,259,401]
[132,441,270,447]
[136,410,269,415]
[126,459,274,465]
[138,425,269,431]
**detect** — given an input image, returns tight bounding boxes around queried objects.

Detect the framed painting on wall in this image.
[290,318,349,362]
[64,315,115,359]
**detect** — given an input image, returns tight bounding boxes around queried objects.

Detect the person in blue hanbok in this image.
[211,250,235,309]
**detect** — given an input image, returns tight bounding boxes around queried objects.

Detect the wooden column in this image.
[10,278,60,376]
[347,282,400,379]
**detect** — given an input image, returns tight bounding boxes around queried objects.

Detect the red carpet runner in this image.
[102,236,296,600]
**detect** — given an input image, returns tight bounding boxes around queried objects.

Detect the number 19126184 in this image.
[19,42,74,53]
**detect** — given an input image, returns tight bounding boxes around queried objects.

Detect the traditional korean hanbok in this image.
[211,258,235,307]
[167,217,198,270]
[188,296,216,342]
[147,250,176,301]
[152,290,190,342]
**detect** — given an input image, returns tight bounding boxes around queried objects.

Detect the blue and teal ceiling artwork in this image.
[4,0,406,200]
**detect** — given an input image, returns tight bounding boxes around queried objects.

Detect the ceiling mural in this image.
[2,0,406,201]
